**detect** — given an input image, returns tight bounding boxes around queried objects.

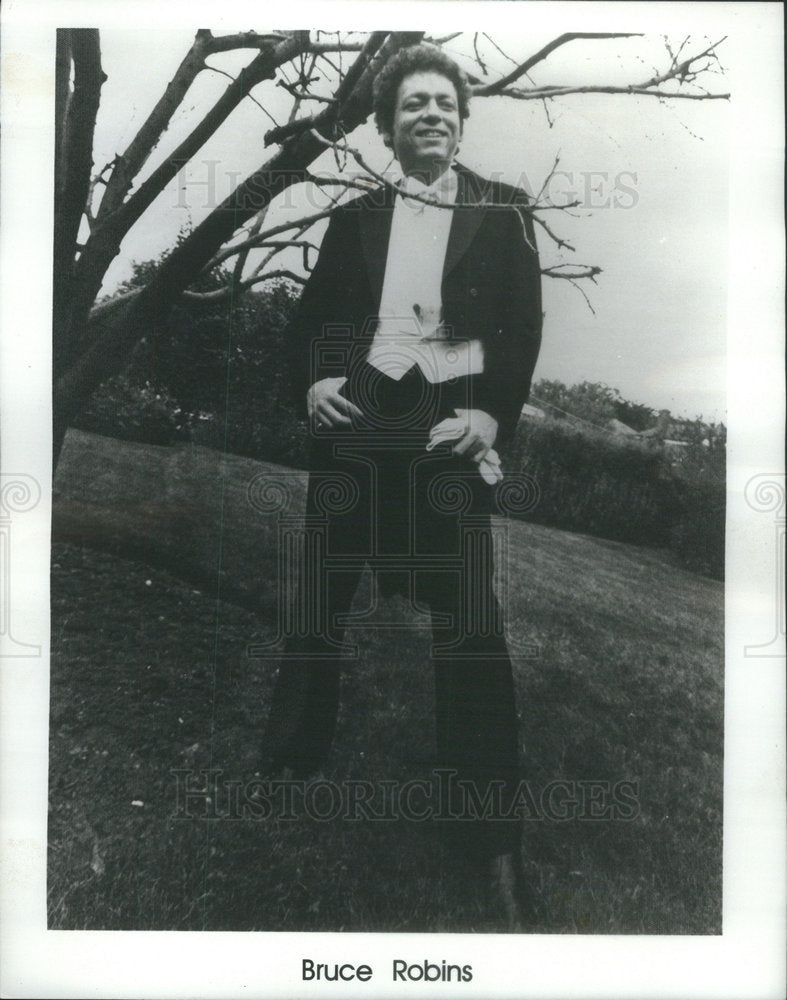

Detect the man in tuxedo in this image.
[263,44,542,927]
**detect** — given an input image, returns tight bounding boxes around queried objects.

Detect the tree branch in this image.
[566,277,597,314]
[68,32,309,336]
[473,33,643,96]
[265,113,321,145]
[424,32,463,46]
[232,205,268,288]
[101,32,306,223]
[182,269,306,301]
[277,79,337,104]
[57,33,425,448]
[54,29,105,272]
[306,131,580,223]
[53,29,106,376]
[204,63,281,126]
[530,213,576,253]
[542,264,603,280]
[54,31,72,184]
[200,208,335,274]
[497,84,730,101]
[306,41,368,55]
[472,33,488,76]
[254,225,310,276]
[96,30,217,221]
[489,37,729,102]
[203,31,289,53]
[263,30,395,146]
[241,239,319,271]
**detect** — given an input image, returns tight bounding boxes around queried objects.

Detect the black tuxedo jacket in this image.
[289,163,543,443]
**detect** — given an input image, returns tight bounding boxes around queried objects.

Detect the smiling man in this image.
[385,67,462,183]
[262,44,543,929]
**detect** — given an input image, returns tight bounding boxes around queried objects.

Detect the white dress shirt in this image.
[366,167,485,383]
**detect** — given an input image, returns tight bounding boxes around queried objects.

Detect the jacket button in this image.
[469,287,478,297]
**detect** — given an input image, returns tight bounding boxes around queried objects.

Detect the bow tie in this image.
[398,169,458,209]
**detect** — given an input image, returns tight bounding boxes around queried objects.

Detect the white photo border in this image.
[1,2,784,998]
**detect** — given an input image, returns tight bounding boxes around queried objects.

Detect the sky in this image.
[91,29,731,422]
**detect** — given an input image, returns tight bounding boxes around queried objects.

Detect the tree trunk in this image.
[53,29,105,380]
[53,31,423,470]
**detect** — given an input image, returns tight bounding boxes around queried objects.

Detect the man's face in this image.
[388,70,462,179]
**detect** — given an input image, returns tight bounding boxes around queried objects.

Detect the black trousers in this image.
[263,363,520,856]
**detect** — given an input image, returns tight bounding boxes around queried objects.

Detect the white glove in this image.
[426,409,503,485]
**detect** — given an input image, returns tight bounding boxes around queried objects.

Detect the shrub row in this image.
[74,283,311,468]
[504,418,725,578]
[73,285,724,579]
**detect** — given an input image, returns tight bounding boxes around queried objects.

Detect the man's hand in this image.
[307,376,364,429]
[449,408,498,460]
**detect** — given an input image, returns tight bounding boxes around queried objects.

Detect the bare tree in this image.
[53,28,727,465]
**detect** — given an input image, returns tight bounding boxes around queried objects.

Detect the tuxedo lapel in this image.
[357,167,489,303]
[442,167,490,279]
[358,186,395,308]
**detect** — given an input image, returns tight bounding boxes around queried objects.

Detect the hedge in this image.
[73,284,724,579]
[504,417,725,578]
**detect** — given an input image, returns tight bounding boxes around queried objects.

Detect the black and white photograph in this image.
[0,2,784,998]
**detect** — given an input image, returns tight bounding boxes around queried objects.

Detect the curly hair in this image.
[372,44,472,139]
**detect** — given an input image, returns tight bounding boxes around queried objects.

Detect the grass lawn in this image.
[48,508,723,933]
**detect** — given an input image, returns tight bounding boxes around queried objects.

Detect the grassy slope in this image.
[49,515,723,933]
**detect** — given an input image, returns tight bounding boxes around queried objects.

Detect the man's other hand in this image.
[307,376,364,429]
[449,408,498,460]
